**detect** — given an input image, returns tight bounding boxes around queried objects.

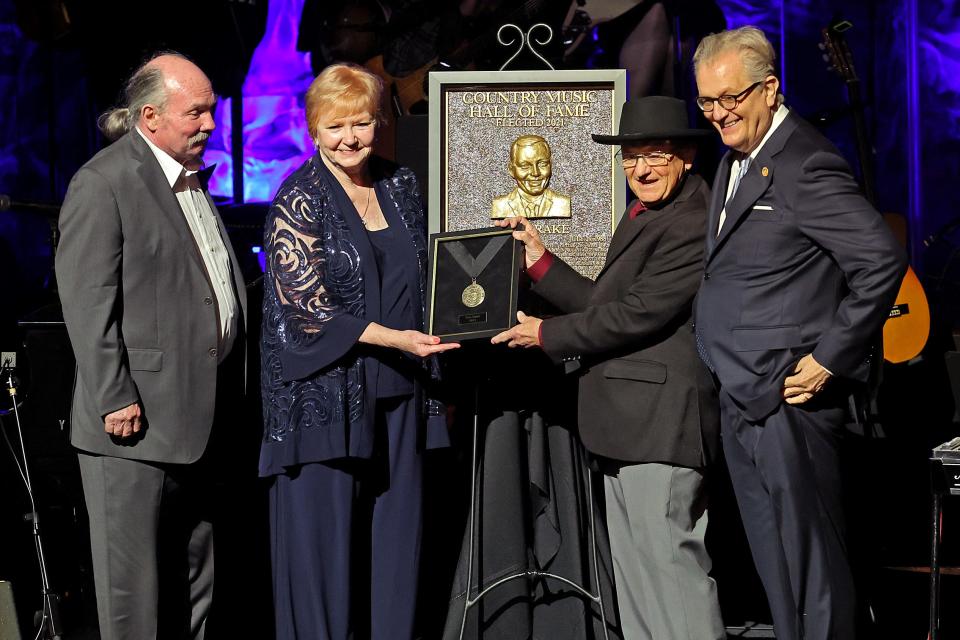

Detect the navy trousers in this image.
[269,395,423,640]
[720,393,856,640]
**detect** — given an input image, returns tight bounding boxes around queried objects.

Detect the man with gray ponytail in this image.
[693,26,905,640]
[56,53,246,639]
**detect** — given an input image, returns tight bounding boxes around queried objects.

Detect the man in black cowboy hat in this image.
[492,96,725,639]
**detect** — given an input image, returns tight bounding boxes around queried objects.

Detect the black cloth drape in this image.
[440,346,622,640]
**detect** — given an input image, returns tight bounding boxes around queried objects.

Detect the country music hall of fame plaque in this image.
[428,70,627,281]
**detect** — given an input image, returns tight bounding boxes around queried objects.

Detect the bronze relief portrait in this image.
[490,134,571,219]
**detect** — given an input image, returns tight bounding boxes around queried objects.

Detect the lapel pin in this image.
[761,166,769,177]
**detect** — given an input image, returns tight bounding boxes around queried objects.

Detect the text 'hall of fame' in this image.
[438,75,624,279]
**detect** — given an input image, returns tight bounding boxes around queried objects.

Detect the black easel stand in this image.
[456,377,609,640]
[453,21,610,639]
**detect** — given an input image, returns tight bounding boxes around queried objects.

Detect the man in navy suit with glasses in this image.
[693,26,906,640]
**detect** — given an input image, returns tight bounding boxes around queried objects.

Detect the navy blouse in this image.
[259,153,445,476]
[367,226,418,398]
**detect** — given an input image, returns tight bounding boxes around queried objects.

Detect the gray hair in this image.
[97,52,188,141]
[693,26,784,106]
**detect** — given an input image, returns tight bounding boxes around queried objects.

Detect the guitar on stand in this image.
[821,24,935,640]
[821,18,930,364]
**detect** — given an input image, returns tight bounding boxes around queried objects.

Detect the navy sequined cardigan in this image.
[259,152,445,476]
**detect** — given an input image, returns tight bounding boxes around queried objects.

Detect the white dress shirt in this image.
[137,128,238,361]
[715,106,835,376]
[718,103,790,235]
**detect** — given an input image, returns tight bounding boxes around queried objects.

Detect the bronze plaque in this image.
[429,70,627,279]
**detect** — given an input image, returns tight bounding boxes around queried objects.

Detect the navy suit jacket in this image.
[695,111,907,422]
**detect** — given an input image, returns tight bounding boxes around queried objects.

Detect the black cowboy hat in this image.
[592,95,713,145]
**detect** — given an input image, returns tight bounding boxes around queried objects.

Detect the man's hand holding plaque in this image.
[490,311,543,348]
[493,215,545,269]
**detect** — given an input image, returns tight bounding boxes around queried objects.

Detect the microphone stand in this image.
[4,369,63,640]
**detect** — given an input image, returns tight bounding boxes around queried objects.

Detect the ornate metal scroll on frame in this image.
[428,70,627,280]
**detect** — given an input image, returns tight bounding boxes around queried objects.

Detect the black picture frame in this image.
[426,227,521,341]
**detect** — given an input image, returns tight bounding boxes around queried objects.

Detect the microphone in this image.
[0,194,61,215]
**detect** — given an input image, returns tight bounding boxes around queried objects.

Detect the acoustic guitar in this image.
[821,19,930,363]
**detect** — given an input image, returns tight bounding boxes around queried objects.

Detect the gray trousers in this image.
[78,453,215,640]
[604,463,725,640]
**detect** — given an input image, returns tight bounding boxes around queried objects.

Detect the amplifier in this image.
[932,437,960,495]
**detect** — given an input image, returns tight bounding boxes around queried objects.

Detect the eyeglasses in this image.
[616,150,674,168]
[696,81,762,112]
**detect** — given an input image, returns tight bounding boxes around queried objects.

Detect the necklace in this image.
[357,186,372,227]
[338,175,373,227]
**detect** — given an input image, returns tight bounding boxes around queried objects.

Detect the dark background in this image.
[2,0,960,638]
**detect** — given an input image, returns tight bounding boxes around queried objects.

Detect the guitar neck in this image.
[844,78,877,206]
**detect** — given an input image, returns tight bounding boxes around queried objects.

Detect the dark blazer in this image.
[534,174,718,468]
[56,131,248,464]
[695,111,907,422]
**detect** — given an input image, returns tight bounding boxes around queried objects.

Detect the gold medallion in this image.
[462,282,486,308]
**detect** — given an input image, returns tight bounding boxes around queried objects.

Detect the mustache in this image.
[189,131,210,147]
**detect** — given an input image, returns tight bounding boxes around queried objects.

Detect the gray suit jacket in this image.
[534,175,718,467]
[56,131,247,464]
